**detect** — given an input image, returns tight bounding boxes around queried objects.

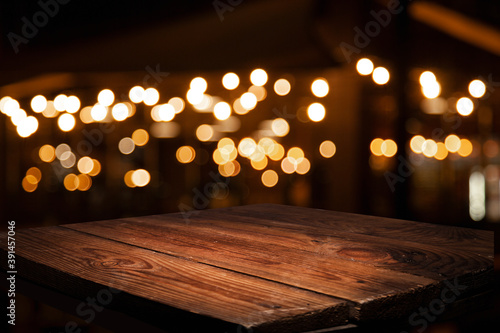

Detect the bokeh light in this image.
[222,73,239,90]
[129,86,144,103]
[458,139,473,157]
[271,118,289,137]
[112,103,129,121]
[261,170,279,187]
[196,124,214,142]
[250,69,268,86]
[240,92,257,110]
[213,102,231,121]
[118,137,135,154]
[98,89,114,107]
[143,88,160,106]
[372,67,390,85]
[445,135,461,153]
[31,95,47,113]
[307,103,326,122]
[176,146,196,164]
[131,169,151,187]
[132,129,149,146]
[456,97,474,116]
[274,79,291,96]
[319,140,336,158]
[311,78,329,98]
[190,77,208,93]
[356,58,374,75]
[91,104,107,121]
[468,79,486,98]
[39,144,56,163]
[58,113,76,132]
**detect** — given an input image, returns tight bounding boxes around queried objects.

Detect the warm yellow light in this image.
[168,97,185,114]
[58,113,76,132]
[176,146,196,164]
[410,135,426,153]
[268,143,285,161]
[356,58,374,75]
[77,157,94,174]
[60,151,76,168]
[381,139,397,157]
[190,77,208,93]
[64,173,79,191]
[158,104,176,121]
[257,138,275,155]
[232,98,247,115]
[250,69,268,86]
[26,167,42,183]
[419,71,436,86]
[31,95,47,113]
[445,135,461,152]
[42,101,58,118]
[65,96,81,113]
[0,96,13,114]
[119,137,135,154]
[3,98,20,116]
[261,170,278,187]
[222,73,239,90]
[296,157,311,175]
[16,116,38,138]
[98,89,114,107]
[124,170,136,188]
[132,169,151,187]
[214,102,231,120]
[372,67,390,85]
[422,139,438,157]
[370,138,384,156]
[469,79,486,98]
[281,157,296,174]
[186,89,204,105]
[311,78,329,98]
[39,144,56,163]
[319,140,336,158]
[54,94,67,111]
[22,177,37,192]
[91,104,107,121]
[274,79,291,96]
[307,103,326,122]
[79,106,93,124]
[112,103,129,121]
[240,92,257,110]
[456,97,474,116]
[287,147,304,160]
[271,118,289,137]
[458,139,473,157]
[196,124,214,142]
[89,159,101,176]
[132,129,149,146]
[421,81,441,99]
[238,137,257,157]
[77,174,92,191]
[251,155,268,170]
[218,137,235,150]
[143,88,160,106]
[248,85,267,101]
[129,86,144,103]
[434,142,448,160]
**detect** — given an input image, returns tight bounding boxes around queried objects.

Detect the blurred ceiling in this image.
[0,0,499,86]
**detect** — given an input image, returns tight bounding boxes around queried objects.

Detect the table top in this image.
[1,204,494,332]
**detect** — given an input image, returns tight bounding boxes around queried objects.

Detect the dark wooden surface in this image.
[0,204,494,332]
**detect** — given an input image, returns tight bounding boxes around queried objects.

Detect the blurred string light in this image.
[248,85,267,101]
[65,96,81,113]
[124,169,151,188]
[54,94,67,111]
[274,79,291,96]
[311,78,329,97]
[469,170,486,221]
[222,72,239,90]
[456,97,474,116]
[307,103,326,122]
[98,89,115,106]
[176,146,196,164]
[319,140,336,158]
[132,129,149,146]
[261,169,279,187]
[143,88,160,106]
[410,134,473,158]
[213,101,231,121]
[168,97,185,114]
[240,92,258,111]
[196,124,214,142]
[250,69,268,86]
[356,58,374,75]
[58,113,76,132]
[468,79,486,98]
[129,86,145,103]
[91,104,107,121]
[372,67,390,85]
[370,138,397,157]
[31,95,47,113]
[271,118,289,137]
[112,103,129,121]
[39,144,56,162]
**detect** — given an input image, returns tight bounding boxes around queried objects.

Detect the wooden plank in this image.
[210,204,493,257]
[0,227,348,332]
[64,215,443,321]
[175,205,493,282]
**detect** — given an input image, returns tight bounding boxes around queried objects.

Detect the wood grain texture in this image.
[0,204,494,331]
[0,227,348,332]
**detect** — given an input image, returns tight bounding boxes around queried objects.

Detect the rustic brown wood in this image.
[0,204,494,331]
[0,226,348,332]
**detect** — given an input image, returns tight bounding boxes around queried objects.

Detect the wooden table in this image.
[1,204,494,332]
